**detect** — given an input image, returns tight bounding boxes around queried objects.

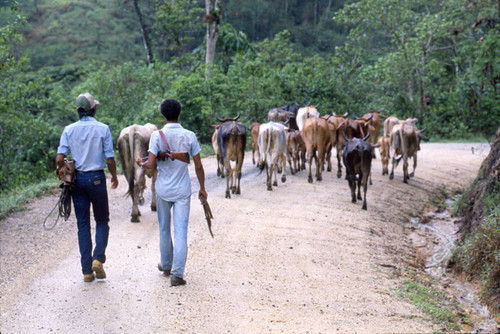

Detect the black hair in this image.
[160,98,181,121]
[77,107,95,119]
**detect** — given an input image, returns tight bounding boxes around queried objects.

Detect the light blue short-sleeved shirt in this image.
[149,123,201,201]
[57,116,115,172]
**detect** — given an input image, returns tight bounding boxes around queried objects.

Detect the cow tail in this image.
[127,125,136,197]
[259,127,271,173]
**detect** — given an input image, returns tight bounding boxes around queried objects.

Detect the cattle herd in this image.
[118,104,429,221]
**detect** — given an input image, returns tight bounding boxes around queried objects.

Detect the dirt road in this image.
[0,143,490,333]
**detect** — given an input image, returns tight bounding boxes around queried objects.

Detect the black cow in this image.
[216,114,247,198]
[342,129,373,210]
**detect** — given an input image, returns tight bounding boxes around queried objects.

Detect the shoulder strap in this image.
[159,130,171,152]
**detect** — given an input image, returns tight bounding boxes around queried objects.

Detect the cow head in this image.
[216,114,240,123]
[343,126,370,142]
[417,128,430,142]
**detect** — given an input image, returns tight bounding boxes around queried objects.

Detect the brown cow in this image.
[286,128,305,175]
[249,122,261,166]
[377,136,390,175]
[322,112,348,173]
[216,115,246,198]
[268,108,291,123]
[389,121,429,183]
[302,117,330,183]
[118,123,158,222]
[360,110,386,158]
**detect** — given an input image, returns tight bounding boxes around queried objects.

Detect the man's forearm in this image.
[195,164,206,191]
[106,158,118,178]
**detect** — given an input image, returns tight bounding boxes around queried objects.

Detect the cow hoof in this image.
[404,179,408,184]
[337,172,342,179]
[362,204,367,210]
[352,199,356,203]
[131,216,140,223]
[225,192,231,199]
[410,172,415,177]
[308,177,313,183]
[235,189,241,195]
[151,205,157,212]
[317,176,322,181]
[389,174,394,180]
[281,176,286,183]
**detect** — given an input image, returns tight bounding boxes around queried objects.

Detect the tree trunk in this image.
[133,0,154,66]
[205,0,222,64]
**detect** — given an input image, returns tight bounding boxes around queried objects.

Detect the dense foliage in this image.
[1,0,499,194]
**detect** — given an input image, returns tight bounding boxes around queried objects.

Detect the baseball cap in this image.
[76,93,100,111]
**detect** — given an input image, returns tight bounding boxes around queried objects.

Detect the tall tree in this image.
[204,0,222,64]
[133,0,154,65]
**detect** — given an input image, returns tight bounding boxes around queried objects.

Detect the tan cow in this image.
[377,136,390,175]
[389,121,429,183]
[384,116,418,137]
[302,117,330,183]
[216,115,246,198]
[210,125,224,177]
[249,122,261,166]
[117,123,158,222]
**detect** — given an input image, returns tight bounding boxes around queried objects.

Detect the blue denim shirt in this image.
[149,123,201,201]
[57,116,115,172]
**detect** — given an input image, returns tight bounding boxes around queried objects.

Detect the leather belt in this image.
[76,170,104,174]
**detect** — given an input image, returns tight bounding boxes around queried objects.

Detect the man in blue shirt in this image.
[138,98,207,286]
[56,93,119,282]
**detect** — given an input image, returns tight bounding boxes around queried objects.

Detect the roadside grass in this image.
[397,273,468,331]
[429,186,449,211]
[0,178,59,220]
[452,179,500,312]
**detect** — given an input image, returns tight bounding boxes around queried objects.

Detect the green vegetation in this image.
[398,278,465,331]
[0,178,58,220]
[453,178,500,312]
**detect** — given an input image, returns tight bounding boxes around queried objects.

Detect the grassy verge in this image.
[452,179,500,313]
[397,272,468,331]
[0,178,59,220]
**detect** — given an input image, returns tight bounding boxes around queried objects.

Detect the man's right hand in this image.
[111,175,119,189]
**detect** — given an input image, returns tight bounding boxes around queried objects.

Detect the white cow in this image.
[258,122,287,191]
[296,106,320,131]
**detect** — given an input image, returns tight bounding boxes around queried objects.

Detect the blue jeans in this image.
[72,171,110,275]
[157,196,190,278]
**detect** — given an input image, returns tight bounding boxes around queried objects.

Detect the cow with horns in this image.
[216,114,246,198]
[342,128,373,210]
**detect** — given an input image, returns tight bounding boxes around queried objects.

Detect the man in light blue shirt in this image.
[138,98,207,286]
[56,93,118,282]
